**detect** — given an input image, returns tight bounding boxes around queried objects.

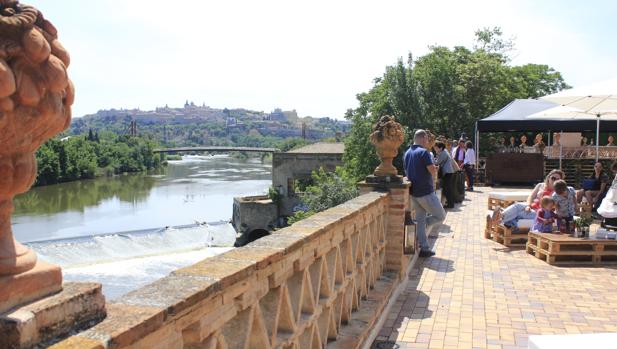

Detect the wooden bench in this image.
[526,232,617,265]
[487,191,531,210]
[492,224,529,247]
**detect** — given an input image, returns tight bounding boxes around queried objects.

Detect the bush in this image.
[287,167,358,225]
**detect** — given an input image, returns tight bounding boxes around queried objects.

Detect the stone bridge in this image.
[39,181,412,349]
[153,147,279,154]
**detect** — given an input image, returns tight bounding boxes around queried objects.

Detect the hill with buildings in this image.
[70,102,351,148]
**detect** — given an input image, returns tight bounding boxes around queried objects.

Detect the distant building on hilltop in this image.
[268,108,287,121]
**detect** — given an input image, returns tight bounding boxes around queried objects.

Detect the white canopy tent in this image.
[534,78,617,161]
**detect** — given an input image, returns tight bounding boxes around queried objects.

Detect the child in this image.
[552,180,576,234]
[532,196,556,233]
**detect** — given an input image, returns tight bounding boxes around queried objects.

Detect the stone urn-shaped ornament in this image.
[0,0,74,277]
[369,115,405,178]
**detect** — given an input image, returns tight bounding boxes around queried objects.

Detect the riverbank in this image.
[35,134,163,186]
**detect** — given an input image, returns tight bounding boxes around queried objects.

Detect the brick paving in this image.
[374,187,617,349]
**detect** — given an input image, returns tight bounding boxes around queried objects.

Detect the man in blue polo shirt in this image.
[404,129,446,257]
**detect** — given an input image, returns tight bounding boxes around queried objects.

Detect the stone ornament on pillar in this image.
[0,0,73,276]
[369,115,404,180]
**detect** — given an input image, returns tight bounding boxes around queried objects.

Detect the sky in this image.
[31,0,617,119]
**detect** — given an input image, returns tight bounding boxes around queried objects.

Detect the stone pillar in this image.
[359,115,410,277]
[359,180,410,278]
[0,2,105,347]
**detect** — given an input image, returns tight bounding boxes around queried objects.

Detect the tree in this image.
[473,27,515,58]
[343,28,568,180]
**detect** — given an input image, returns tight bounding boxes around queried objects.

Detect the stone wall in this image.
[232,195,278,245]
[50,186,411,349]
[272,152,343,217]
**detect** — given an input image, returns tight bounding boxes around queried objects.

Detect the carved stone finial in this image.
[369,115,404,177]
[0,0,73,275]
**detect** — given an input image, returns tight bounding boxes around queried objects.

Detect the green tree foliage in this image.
[34,135,162,186]
[287,167,359,225]
[343,28,569,180]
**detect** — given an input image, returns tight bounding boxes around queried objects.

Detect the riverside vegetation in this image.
[34,132,162,186]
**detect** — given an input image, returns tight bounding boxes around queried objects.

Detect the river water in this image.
[11,155,271,299]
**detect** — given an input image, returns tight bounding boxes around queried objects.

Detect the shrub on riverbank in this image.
[35,135,162,186]
[287,167,358,225]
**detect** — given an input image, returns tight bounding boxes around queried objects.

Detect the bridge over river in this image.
[153,146,279,153]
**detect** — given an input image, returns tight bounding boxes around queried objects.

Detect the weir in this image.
[27,222,236,267]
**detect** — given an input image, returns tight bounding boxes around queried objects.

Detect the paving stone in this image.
[375,186,617,349]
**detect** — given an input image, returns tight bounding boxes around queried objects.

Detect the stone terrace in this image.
[376,187,617,349]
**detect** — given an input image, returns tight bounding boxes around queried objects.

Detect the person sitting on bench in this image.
[489,169,565,230]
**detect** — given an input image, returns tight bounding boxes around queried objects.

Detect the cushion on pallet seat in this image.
[488,191,532,202]
[518,219,534,229]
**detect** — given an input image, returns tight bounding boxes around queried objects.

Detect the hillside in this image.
[70,102,351,148]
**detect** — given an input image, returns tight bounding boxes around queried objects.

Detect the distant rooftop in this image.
[287,142,345,154]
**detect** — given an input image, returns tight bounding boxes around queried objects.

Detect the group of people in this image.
[403,130,475,257]
[489,162,617,234]
[499,134,547,153]
[498,133,616,153]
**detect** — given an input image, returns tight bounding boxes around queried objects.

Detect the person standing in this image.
[404,130,446,257]
[607,135,615,146]
[507,136,518,153]
[463,140,476,191]
[433,141,457,208]
[452,139,466,167]
[533,133,546,154]
[519,134,530,152]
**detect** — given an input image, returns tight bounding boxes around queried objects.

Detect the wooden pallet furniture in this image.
[485,192,532,243]
[487,191,531,210]
[526,232,617,265]
[492,224,529,247]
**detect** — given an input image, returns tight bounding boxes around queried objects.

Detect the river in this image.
[11,155,271,300]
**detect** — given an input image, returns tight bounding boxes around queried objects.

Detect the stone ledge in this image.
[115,274,221,321]
[77,303,163,349]
[0,282,105,349]
[0,261,62,314]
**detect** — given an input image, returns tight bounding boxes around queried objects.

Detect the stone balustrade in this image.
[50,182,411,349]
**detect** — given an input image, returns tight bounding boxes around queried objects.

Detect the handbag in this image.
[582,179,596,190]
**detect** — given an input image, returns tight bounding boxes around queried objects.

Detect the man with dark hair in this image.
[404,130,446,257]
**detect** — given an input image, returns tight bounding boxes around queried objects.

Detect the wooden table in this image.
[527,232,617,265]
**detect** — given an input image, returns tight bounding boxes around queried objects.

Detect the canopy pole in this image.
[559,131,563,170]
[596,115,600,162]
[474,122,479,167]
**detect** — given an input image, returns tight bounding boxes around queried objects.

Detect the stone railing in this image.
[50,183,411,349]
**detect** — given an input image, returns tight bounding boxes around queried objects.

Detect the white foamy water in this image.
[62,247,232,300]
[28,223,237,300]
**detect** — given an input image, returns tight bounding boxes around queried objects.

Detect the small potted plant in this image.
[574,217,592,238]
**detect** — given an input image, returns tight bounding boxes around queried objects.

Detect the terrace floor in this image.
[374,187,617,349]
